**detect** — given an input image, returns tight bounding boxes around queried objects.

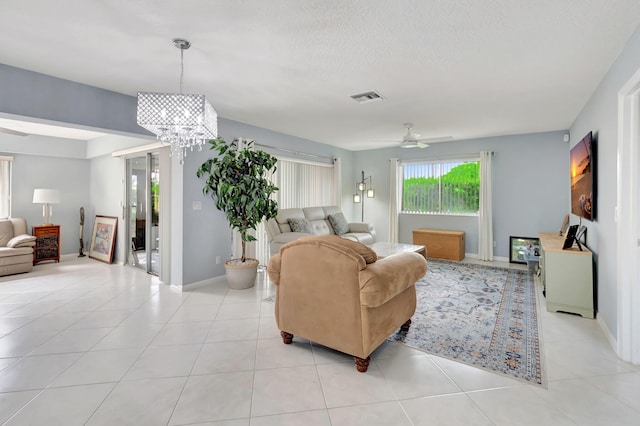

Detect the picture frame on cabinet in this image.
[559,214,570,236]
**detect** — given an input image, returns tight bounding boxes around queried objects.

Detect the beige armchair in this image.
[267,235,427,372]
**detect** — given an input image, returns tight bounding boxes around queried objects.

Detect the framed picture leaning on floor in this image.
[89,215,118,264]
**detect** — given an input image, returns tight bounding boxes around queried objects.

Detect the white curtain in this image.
[478,151,493,261]
[389,158,400,243]
[0,157,12,218]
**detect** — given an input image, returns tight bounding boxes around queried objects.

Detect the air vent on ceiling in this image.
[350,91,384,103]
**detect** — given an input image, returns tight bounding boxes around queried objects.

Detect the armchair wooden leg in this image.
[280,331,293,344]
[354,356,370,372]
[400,319,412,332]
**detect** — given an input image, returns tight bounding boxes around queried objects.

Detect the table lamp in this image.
[33,189,60,225]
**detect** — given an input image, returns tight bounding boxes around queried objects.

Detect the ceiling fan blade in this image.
[0,127,29,137]
[400,141,421,149]
[417,136,454,144]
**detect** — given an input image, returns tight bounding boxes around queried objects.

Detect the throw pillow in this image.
[287,217,314,234]
[327,213,349,236]
[7,234,37,248]
[0,220,14,247]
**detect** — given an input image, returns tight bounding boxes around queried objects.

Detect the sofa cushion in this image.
[342,232,375,246]
[328,213,349,235]
[0,246,34,258]
[7,234,37,248]
[287,217,314,234]
[0,220,14,247]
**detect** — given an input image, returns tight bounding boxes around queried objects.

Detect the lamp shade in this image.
[33,189,60,204]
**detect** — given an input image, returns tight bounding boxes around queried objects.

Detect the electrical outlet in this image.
[216,256,221,264]
[493,241,497,247]
[193,201,202,210]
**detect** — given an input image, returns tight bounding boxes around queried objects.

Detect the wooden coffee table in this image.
[371,242,426,259]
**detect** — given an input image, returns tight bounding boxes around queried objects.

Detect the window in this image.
[0,156,12,218]
[401,158,480,215]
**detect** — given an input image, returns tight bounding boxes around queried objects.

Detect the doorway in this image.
[126,153,160,275]
[617,66,640,364]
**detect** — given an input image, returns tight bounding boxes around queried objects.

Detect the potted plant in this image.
[197,137,279,289]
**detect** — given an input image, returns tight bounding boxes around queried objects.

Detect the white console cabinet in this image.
[539,232,594,318]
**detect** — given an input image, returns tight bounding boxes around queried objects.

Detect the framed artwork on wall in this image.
[89,215,118,264]
[509,236,540,264]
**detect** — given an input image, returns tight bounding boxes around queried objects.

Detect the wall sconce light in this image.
[353,170,374,221]
[33,189,60,225]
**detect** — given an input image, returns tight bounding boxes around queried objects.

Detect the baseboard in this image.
[179,274,227,291]
[597,314,618,355]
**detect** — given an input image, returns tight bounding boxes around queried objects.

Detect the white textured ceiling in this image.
[1,1,639,150]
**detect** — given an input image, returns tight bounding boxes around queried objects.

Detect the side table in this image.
[33,225,60,265]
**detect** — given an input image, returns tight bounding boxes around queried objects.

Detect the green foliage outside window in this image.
[403,162,480,214]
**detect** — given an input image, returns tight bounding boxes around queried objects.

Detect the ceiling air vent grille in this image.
[350,91,384,103]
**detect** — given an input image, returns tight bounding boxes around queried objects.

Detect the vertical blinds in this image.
[255,157,336,266]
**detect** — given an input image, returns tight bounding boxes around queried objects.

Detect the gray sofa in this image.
[265,206,375,255]
[0,218,36,277]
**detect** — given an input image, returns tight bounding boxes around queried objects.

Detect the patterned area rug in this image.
[390,260,544,386]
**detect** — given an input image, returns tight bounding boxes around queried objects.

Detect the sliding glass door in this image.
[126,153,160,275]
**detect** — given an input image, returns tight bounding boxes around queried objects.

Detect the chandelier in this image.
[137,38,217,163]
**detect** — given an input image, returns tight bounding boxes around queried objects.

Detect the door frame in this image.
[616,66,640,364]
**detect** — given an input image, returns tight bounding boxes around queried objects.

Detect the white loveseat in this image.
[265,206,375,255]
[0,218,36,277]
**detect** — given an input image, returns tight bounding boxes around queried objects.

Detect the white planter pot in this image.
[224,258,259,290]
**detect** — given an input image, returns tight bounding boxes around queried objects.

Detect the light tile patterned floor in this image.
[0,256,639,425]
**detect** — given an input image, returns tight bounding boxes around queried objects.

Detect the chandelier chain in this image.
[179,47,184,94]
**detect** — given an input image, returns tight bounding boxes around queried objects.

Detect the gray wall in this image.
[181,117,355,284]
[1,129,140,263]
[352,131,569,258]
[569,24,640,338]
[9,152,90,257]
[0,63,146,136]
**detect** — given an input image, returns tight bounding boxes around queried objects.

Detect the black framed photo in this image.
[509,236,540,264]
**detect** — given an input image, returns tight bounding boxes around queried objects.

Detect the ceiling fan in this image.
[397,123,453,148]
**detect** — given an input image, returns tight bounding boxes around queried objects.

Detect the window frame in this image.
[400,156,481,217]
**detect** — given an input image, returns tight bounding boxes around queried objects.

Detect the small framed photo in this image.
[89,215,118,264]
[509,236,540,264]
[559,214,570,236]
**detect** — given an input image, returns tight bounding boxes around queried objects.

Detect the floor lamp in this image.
[353,170,375,221]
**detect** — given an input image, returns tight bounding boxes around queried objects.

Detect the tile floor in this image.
[0,256,639,425]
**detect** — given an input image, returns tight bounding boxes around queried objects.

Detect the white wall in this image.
[353,131,569,258]
[569,25,640,340]
[88,155,126,264]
